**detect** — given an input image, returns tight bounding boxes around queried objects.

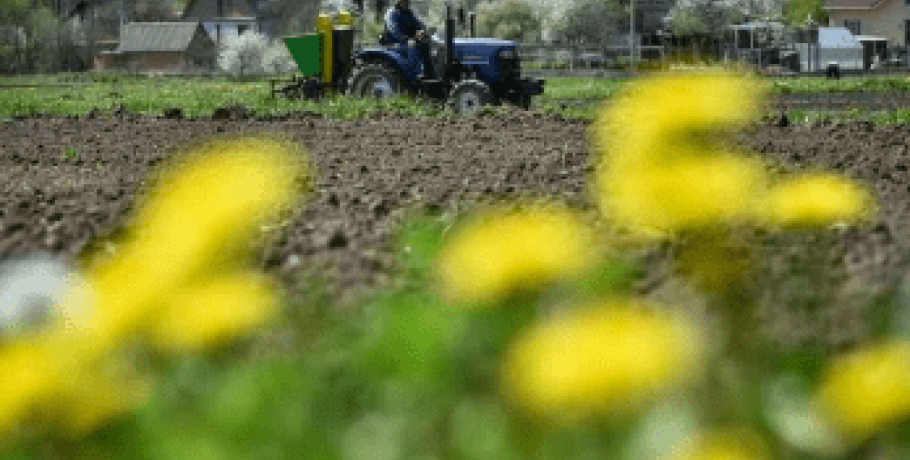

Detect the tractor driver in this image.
[384,0,435,78]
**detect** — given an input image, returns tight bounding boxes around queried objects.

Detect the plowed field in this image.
[2,108,908,354]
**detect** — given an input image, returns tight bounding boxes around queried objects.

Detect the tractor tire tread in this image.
[347,62,403,98]
[447,79,493,115]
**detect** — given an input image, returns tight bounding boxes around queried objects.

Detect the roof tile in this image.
[115,22,202,52]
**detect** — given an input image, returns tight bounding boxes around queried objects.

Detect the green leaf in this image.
[623,399,700,460]
[760,373,847,457]
[342,412,407,460]
[449,398,513,460]
[884,282,910,341]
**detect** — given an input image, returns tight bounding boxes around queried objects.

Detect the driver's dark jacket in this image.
[384,5,425,45]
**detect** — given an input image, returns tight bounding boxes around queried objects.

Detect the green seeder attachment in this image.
[272,34,325,99]
[283,34,321,76]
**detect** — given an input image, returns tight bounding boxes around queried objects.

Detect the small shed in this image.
[107,22,217,74]
[794,26,863,71]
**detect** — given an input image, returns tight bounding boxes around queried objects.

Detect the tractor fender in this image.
[354,48,421,82]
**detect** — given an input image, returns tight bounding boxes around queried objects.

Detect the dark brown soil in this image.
[1,108,908,355]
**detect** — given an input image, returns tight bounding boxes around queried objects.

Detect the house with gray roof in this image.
[824,0,910,46]
[181,0,279,44]
[101,21,217,74]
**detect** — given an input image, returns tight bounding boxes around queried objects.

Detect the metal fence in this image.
[515,43,666,77]
[715,42,910,75]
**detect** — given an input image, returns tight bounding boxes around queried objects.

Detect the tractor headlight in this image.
[499,49,518,60]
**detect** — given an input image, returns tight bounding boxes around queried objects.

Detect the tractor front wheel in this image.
[347,63,403,99]
[447,80,492,115]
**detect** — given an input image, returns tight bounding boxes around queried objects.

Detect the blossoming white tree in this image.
[262,39,298,74]
[217,31,270,77]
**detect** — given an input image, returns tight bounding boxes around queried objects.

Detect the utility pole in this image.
[217,0,223,45]
[629,0,635,74]
[88,0,96,71]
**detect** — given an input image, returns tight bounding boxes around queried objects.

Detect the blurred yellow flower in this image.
[591,69,876,236]
[0,256,103,439]
[600,155,766,231]
[591,70,769,234]
[86,134,307,352]
[47,354,154,435]
[146,272,279,351]
[669,427,771,460]
[594,71,763,167]
[763,174,873,226]
[0,135,307,439]
[500,301,707,421]
[814,340,910,443]
[435,206,592,304]
[0,345,57,438]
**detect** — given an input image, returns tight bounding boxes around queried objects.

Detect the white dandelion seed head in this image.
[0,254,96,339]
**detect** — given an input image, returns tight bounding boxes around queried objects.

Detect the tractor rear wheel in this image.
[347,63,403,99]
[447,80,492,115]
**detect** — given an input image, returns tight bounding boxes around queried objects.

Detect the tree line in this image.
[0,0,829,73]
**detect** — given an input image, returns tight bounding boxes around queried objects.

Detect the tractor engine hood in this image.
[429,36,517,65]
[431,35,515,51]
[451,38,514,47]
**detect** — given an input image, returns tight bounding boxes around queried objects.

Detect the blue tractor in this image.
[279,3,544,114]
[348,4,544,113]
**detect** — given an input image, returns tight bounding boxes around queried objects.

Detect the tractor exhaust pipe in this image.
[469,13,475,38]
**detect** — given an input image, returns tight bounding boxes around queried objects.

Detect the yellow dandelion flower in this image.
[146,272,279,352]
[670,428,771,460]
[435,206,592,304]
[85,135,307,352]
[813,340,910,443]
[594,71,764,166]
[0,345,58,439]
[763,174,873,226]
[599,155,766,232]
[500,301,707,421]
[1,136,307,437]
[592,70,876,236]
[0,256,101,439]
[48,355,154,436]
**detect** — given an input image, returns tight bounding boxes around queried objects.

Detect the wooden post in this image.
[569,44,574,71]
